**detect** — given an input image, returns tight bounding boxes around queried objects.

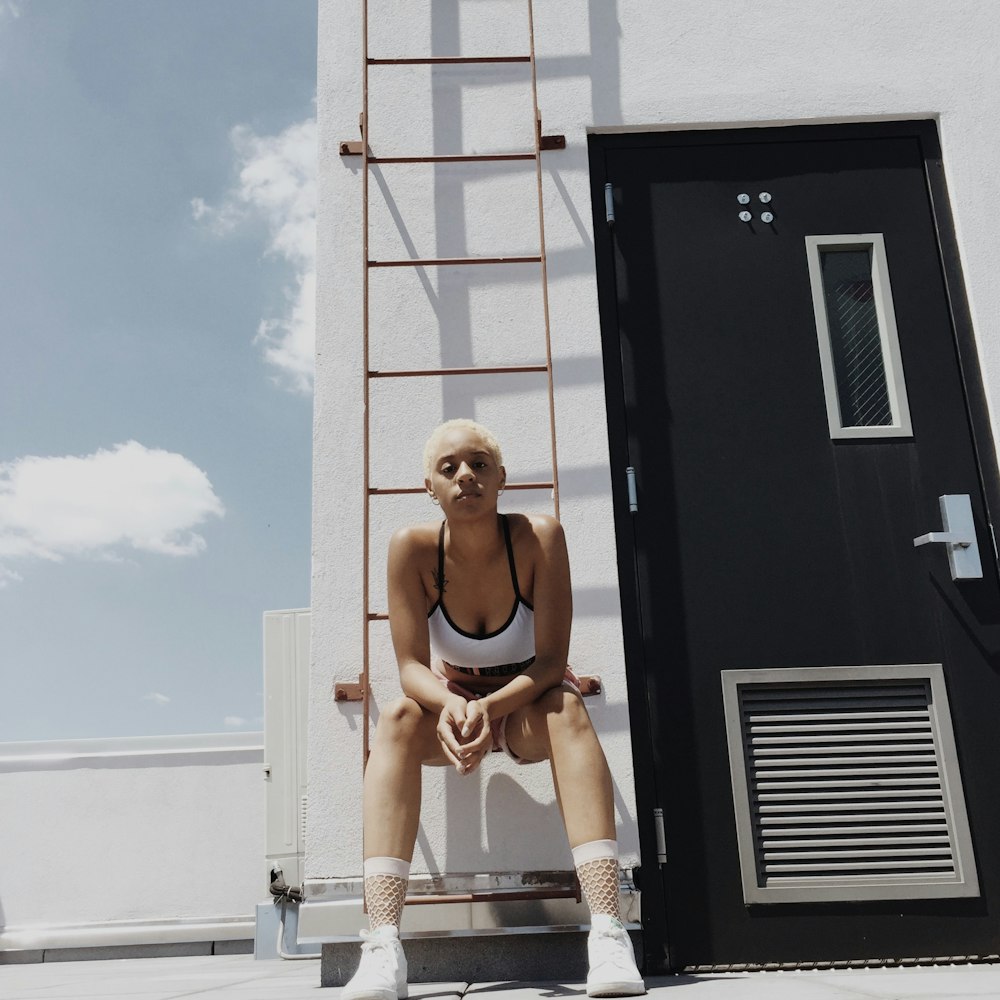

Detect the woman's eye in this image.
[441,464,454,474]
[474,461,486,469]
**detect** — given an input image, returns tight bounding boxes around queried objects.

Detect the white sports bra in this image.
[427,515,535,677]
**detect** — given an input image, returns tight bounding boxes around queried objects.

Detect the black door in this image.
[591,122,1000,971]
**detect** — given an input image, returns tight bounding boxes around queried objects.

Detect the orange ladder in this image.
[337,0,597,910]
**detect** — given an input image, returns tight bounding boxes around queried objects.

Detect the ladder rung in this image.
[369,482,554,496]
[370,152,536,164]
[368,56,531,66]
[370,365,547,378]
[369,256,541,268]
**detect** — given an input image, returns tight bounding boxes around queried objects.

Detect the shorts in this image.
[430,661,582,765]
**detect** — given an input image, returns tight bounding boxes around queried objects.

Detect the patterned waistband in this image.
[449,656,535,678]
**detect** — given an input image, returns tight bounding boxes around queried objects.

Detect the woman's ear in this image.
[425,478,436,502]
[499,466,507,491]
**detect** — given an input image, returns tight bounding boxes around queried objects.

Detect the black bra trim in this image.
[427,514,529,637]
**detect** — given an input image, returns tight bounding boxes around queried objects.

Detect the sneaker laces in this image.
[358,928,397,963]
[590,924,636,973]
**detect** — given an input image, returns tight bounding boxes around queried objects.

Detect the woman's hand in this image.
[455,699,492,774]
[437,696,493,774]
[436,696,467,768]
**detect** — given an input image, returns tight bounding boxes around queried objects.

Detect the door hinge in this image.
[653,807,667,865]
[626,466,638,513]
[604,182,615,225]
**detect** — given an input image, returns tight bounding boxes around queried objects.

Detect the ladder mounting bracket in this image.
[340,140,365,156]
[535,112,566,151]
[334,674,366,702]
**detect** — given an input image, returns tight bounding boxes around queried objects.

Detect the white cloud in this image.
[224,715,264,729]
[143,692,171,706]
[0,441,224,577]
[194,117,317,394]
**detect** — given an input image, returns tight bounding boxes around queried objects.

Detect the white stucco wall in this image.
[0,734,265,952]
[310,0,1000,887]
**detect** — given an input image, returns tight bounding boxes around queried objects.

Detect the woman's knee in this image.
[375,696,428,742]
[540,686,592,739]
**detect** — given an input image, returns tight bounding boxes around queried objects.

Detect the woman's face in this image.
[425,427,505,517]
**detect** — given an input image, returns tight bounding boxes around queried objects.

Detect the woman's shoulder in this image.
[505,512,565,549]
[389,520,442,557]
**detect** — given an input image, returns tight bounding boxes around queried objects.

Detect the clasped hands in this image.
[437,696,492,774]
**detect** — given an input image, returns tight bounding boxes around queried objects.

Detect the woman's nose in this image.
[456,463,475,481]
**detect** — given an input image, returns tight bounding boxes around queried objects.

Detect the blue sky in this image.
[0,0,317,741]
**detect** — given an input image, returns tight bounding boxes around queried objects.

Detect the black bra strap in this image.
[436,520,446,593]
[501,514,523,600]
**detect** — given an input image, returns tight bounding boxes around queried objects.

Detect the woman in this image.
[343,419,645,1000]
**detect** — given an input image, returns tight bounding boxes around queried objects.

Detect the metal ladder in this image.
[337,0,596,910]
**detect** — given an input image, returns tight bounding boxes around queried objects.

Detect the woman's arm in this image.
[387,526,458,714]
[478,515,572,721]
[387,526,474,768]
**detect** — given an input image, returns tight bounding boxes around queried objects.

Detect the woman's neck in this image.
[445,512,504,561]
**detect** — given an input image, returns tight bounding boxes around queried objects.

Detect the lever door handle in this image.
[913,532,971,549]
[913,494,983,580]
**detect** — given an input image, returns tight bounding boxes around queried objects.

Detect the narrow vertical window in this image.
[806,235,912,439]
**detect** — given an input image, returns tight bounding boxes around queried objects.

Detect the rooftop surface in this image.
[4,954,1000,1000]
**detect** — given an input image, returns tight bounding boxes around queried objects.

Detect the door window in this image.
[806,234,912,439]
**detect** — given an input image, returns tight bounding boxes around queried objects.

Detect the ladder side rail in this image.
[361,0,372,771]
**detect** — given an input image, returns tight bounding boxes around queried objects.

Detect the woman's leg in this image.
[504,687,619,913]
[343,697,448,1000]
[362,696,445,929]
[504,687,645,996]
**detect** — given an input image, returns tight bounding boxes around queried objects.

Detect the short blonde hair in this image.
[423,419,504,478]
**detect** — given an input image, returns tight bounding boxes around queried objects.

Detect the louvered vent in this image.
[722,665,979,903]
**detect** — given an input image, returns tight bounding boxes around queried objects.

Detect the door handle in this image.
[913,494,983,580]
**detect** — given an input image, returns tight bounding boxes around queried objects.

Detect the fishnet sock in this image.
[365,874,408,930]
[577,857,620,919]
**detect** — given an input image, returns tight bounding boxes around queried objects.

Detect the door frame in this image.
[587,119,1000,973]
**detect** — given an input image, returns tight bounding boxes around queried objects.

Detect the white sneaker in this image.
[586,914,646,997]
[342,925,408,1000]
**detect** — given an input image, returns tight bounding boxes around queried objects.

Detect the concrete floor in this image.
[5,954,1000,1000]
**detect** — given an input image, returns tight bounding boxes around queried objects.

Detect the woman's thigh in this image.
[502,685,589,764]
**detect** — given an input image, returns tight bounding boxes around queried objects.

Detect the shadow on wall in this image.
[429,0,623,425]
[342,0,625,529]
[485,772,567,858]
[339,0,627,620]
[411,754,638,877]
[485,770,634,858]
[336,2,634,877]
